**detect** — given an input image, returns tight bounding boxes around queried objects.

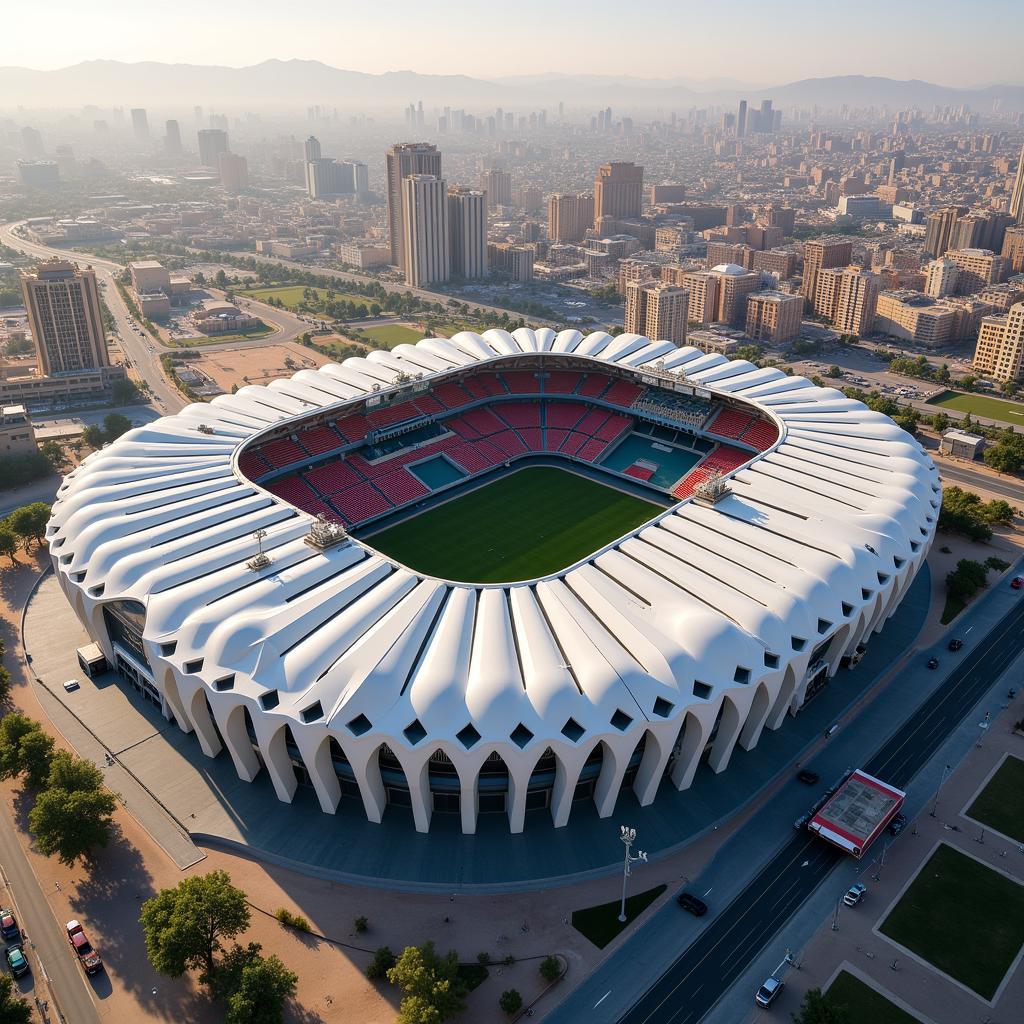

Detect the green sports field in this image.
[927,390,1024,425]
[359,324,425,348]
[365,466,662,583]
[238,284,367,309]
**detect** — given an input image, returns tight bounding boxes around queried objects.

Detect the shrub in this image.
[366,946,395,981]
[539,955,562,982]
[476,951,492,965]
[273,908,310,932]
[354,915,368,933]
[499,988,523,1014]
[985,556,1011,572]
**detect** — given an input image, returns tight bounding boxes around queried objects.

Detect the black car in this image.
[797,769,820,785]
[677,892,708,916]
[948,638,963,652]
[927,657,939,669]
[889,812,908,836]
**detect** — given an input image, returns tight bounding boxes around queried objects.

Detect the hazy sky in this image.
[8,0,1021,86]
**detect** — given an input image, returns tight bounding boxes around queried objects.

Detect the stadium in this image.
[47,328,939,835]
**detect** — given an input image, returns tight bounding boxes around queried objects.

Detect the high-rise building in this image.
[649,183,686,205]
[624,281,688,343]
[304,136,322,162]
[401,175,449,287]
[832,267,881,337]
[945,248,1006,293]
[710,263,761,327]
[448,187,488,279]
[737,100,747,138]
[547,192,594,243]
[669,269,719,324]
[479,168,512,209]
[130,108,149,140]
[488,243,534,282]
[594,162,644,222]
[923,206,967,257]
[813,267,845,319]
[197,129,229,168]
[801,236,853,304]
[218,153,249,192]
[164,120,182,156]
[1002,226,1024,274]
[973,302,1024,380]
[758,99,773,133]
[745,292,803,343]
[1010,142,1024,227]
[20,261,108,375]
[344,160,370,197]
[924,259,960,298]
[386,143,442,271]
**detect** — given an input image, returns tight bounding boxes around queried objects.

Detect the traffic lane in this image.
[0,801,100,1024]
[935,462,1024,502]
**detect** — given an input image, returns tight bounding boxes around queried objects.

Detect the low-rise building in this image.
[939,429,985,460]
[0,404,36,455]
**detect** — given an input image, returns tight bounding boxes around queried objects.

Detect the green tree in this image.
[946,559,990,603]
[46,750,104,793]
[207,942,298,1024]
[39,439,68,471]
[0,713,42,779]
[0,524,18,565]
[29,783,117,865]
[140,870,251,977]
[111,378,142,404]
[0,974,32,1024]
[939,486,994,541]
[366,946,396,980]
[499,989,523,1014]
[388,941,466,1024]
[102,413,133,441]
[981,499,1015,525]
[81,424,105,449]
[791,987,850,1023]
[539,955,562,982]
[825,365,843,378]
[8,502,50,549]
[19,727,55,788]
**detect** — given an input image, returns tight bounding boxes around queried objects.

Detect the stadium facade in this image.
[48,329,939,834]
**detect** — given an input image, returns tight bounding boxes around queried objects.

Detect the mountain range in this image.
[1,60,1023,113]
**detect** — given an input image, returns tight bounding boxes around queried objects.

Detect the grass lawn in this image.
[879,843,1024,999]
[239,284,367,309]
[166,324,276,347]
[966,755,1024,843]
[927,390,1024,425]
[366,466,661,583]
[359,324,425,348]
[826,971,921,1023]
[571,885,666,949]
[940,593,967,624]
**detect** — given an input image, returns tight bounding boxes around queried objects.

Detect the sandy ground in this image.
[193,341,333,392]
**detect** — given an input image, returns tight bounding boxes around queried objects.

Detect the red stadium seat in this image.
[707,407,754,440]
[331,482,393,525]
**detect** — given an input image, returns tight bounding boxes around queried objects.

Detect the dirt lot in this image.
[192,341,333,392]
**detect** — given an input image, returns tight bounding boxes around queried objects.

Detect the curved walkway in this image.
[23,567,930,891]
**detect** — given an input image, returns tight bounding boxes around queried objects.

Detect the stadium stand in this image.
[545,402,586,430]
[331,482,394,524]
[544,428,570,452]
[374,469,431,505]
[602,380,645,408]
[497,402,543,429]
[706,407,754,440]
[502,370,542,394]
[335,412,372,442]
[624,463,656,482]
[740,418,779,451]
[303,459,363,495]
[576,374,611,399]
[463,373,507,399]
[432,382,474,410]
[543,371,582,394]
[298,424,344,456]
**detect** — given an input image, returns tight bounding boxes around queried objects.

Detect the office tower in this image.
[20,261,108,375]
[625,281,688,344]
[197,129,229,168]
[923,206,967,257]
[759,100,773,133]
[479,168,512,209]
[547,192,594,243]
[304,136,322,162]
[401,175,449,287]
[801,236,854,303]
[812,267,844,319]
[737,100,747,138]
[594,162,644,222]
[672,269,719,324]
[1010,142,1024,227]
[386,143,442,270]
[710,264,761,326]
[925,258,960,298]
[130,108,149,140]
[342,160,369,197]
[763,204,796,235]
[448,187,488,279]
[1002,226,1024,274]
[649,183,686,205]
[487,243,534,281]
[218,153,249,191]
[945,248,1006,293]
[164,120,182,156]
[745,292,803,343]
[974,302,1024,380]
[832,267,881,337]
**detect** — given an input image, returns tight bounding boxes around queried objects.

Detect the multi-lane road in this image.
[618,590,1024,1024]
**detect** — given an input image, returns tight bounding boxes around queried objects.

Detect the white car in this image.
[755,976,784,1007]
[843,882,867,907]
[62,678,80,692]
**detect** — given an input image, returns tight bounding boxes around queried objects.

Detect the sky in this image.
[7,0,1021,87]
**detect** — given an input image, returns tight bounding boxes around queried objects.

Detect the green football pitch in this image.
[365,466,663,583]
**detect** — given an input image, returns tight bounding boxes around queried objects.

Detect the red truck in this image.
[66,920,103,975]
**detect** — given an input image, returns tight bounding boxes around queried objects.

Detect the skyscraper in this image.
[625,281,688,344]
[197,129,229,168]
[737,100,747,138]
[448,187,488,279]
[304,136,322,163]
[218,153,249,192]
[547,193,594,243]
[479,168,512,209]
[401,175,449,287]
[801,236,854,304]
[20,261,108,375]
[594,162,644,223]
[1010,142,1024,227]
[923,206,967,258]
[386,143,442,270]
[1002,226,1024,274]
[832,267,881,337]
[130,108,149,140]
[164,120,182,156]
[973,302,1024,381]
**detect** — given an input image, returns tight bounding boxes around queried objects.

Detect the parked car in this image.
[676,892,708,916]
[65,920,102,974]
[889,812,908,836]
[843,882,867,907]
[797,769,820,785]
[0,909,19,941]
[4,944,29,978]
[1012,577,1023,590]
[755,976,784,1008]
[927,657,939,669]
[62,678,80,693]
[948,638,963,652]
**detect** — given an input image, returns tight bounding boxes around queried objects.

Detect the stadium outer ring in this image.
[47,328,940,836]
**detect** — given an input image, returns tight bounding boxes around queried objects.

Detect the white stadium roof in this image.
[48,329,939,834]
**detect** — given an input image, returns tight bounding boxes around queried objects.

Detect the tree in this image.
[29,783,118,865]
[46,750,104,793]
[499,989,523,1014]
[0,524,18,565]
[539,955,562,982]
[0,713,42,780]
[111,378,142,405]
[102,413,133,441]
[981,499,1015,525]
[140,870,251,978]
[946,558,989,603]
[39,439,68,471]
[207,942,297,1024]
[825,365,843,378]
[791,987,850,1023]
[18,727,55,788]
[0,974,32,1024]
[366,946,396,980]
[939,486,994,541]
[81,424,105,449]
[388,942,466,1024]
[7,502,50,549]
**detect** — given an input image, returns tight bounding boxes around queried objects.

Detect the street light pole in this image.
[930,763,952,817]
[618,825,648,923]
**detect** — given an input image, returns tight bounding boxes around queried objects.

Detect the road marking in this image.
[703,887,713,897]
[594,991,611,1008]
